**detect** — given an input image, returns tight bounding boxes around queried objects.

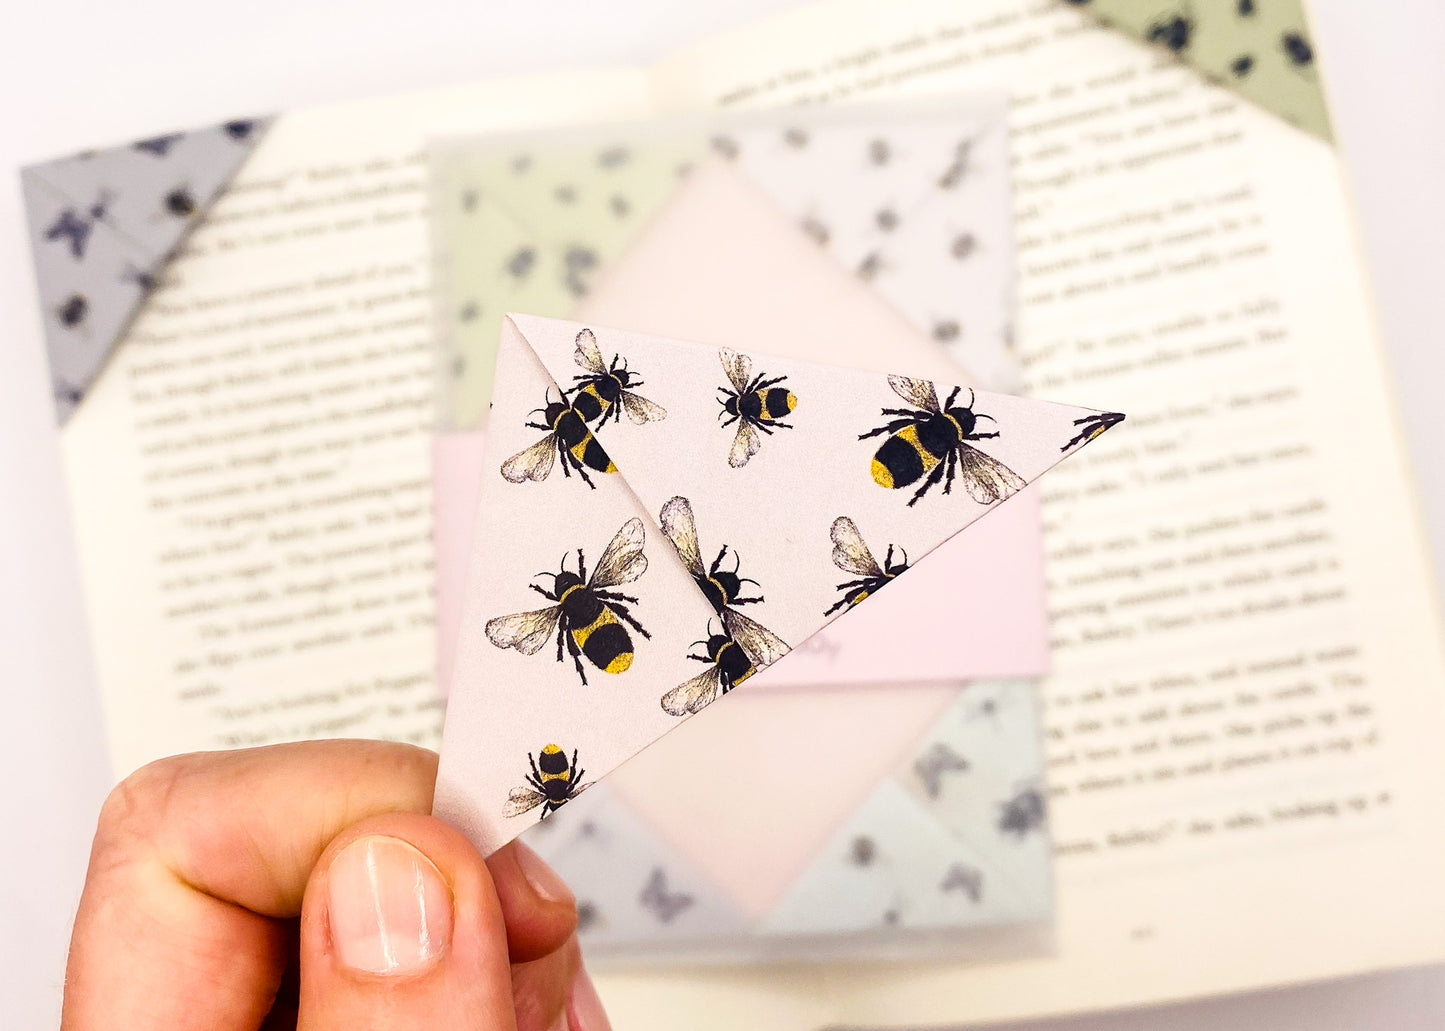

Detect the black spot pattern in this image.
[505,247,536,280]
[799,216,830,246]
[58,294,89,328]
[165,187,196,218]
[932,320,961,343]
[710,135,739,160]
[596,145,630,168]
[1281,31,1313,67]
[1148,14,1193,53]
[134,133,183,157]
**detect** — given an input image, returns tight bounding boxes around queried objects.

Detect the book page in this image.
[633,0,1445,1024]
[60,69,654,778]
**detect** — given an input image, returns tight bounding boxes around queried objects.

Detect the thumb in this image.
[297,812,518,1031]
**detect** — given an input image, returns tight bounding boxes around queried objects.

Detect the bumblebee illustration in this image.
[486,518,649,684]
[717,348,798,468]
[500,389,615,488]
[659,496,789,660]
[861,376,1026,506]
[1060,410,1125,452]
[567,328,668,427]
[503,744,593,820]
[662,620,776,716]
[825,516,910,616]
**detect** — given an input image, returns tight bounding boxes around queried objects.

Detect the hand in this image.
[61,740,611,1030]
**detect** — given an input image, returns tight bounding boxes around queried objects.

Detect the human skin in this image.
[60,739,610,1031]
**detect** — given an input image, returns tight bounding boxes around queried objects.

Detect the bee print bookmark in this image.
[434,314,1122,858]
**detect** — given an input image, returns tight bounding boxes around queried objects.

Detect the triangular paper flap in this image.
[434,313,1119,857]
[509,312,1118,652]
[762,779,1049,935]
[20,116,272,424]
[1074,0,1330,140]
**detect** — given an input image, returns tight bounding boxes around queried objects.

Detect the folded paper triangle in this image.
[21,117,271,424]
[434,314,1123,855]
[1071,0,1330,141]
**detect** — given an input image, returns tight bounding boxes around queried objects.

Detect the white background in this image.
[2,0,1442,1027]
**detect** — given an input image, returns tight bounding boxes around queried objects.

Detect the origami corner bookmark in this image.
[20,117,272,424]
[433,314,1123,856]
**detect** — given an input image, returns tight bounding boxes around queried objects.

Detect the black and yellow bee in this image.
[568,328,668,428]
[486,518,649,684]
[662,620,780,716]
[500,389,615,488]
[658,496,789,659]
[861,376,1026,507]
[503,744,593,820]
[1060,411,1125,452]
[825,516,910,617]
[717,348,798,468]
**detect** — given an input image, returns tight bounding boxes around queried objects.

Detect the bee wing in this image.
[658,496,706,577]
[501,434,557,483]
[829,516,884,577]
[887,375,941,413]
[722,608,791,667]
[589,517,648,589]
[573,328,608,374]
[486,606,563,655]
[661,664,724,716]
[503,786,546,818]
[955,444,1027,505]
[719,348,753,394]
[728,419,762,469]
[620,390,668,424]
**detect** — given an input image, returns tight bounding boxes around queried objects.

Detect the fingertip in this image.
[298,813,515,1030]
[487,840,579,963]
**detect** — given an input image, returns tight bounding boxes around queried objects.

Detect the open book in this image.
[50,0,1445,1026]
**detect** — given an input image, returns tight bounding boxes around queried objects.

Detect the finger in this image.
[504,938,613,1031]
[61,740,580,1031]
[296,813,517,1030]
[63,740,437,1031]
[487,840,578,963]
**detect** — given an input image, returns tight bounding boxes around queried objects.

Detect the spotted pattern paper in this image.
[1064,0,1330,140]
[20,119,271,423]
